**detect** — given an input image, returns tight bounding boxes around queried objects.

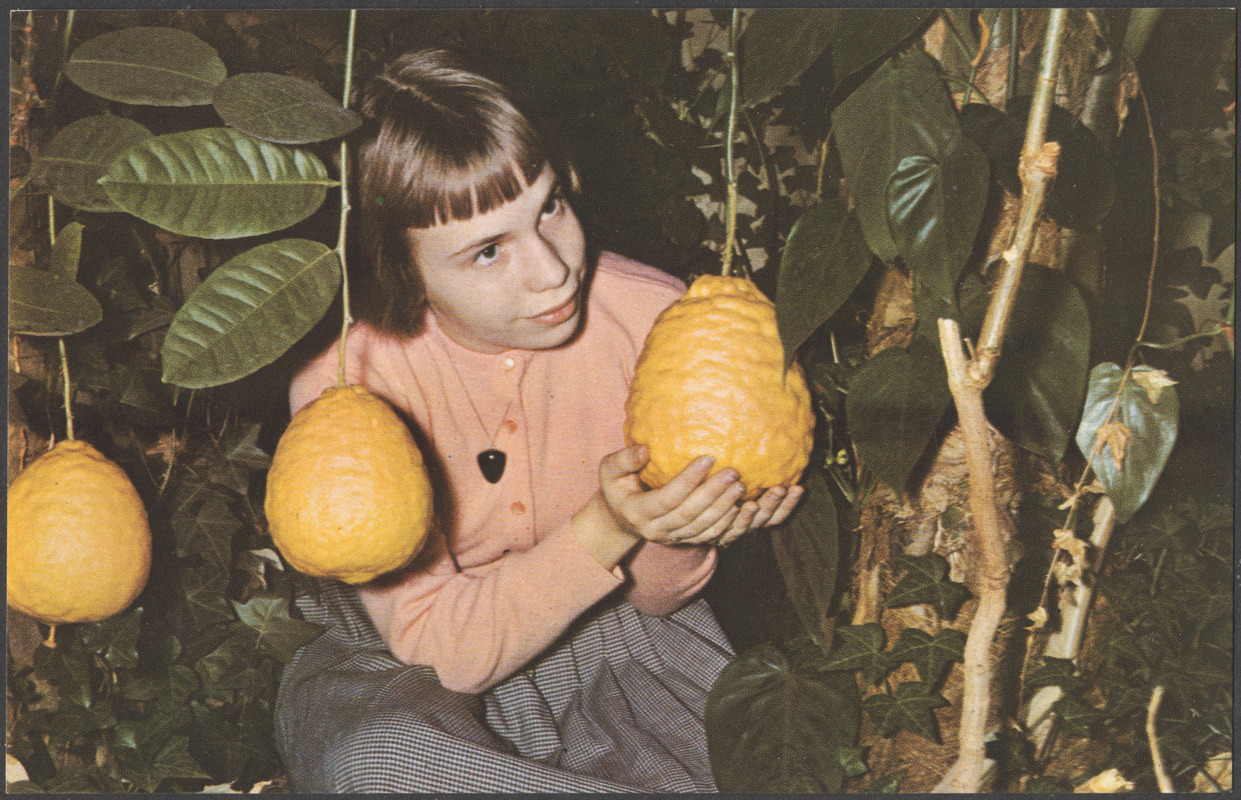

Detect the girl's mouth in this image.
[529,293,578,325]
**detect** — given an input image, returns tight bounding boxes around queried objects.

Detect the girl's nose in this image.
[525,233,570,291]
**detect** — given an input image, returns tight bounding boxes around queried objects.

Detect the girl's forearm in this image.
[570,491,643,569]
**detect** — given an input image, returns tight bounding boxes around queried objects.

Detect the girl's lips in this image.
[529,294,578,325]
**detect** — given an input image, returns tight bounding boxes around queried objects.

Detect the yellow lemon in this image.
[625,275,814,500]
[7,439,152,625]
[265,385,433,584]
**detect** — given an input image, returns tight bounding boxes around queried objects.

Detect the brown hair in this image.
[352,48,578,335]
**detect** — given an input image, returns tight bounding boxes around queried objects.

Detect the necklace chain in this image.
[440,341,515,448]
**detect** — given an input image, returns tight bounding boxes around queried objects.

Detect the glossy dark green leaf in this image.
[739,9,839,109]
[776,200,874,368]
[887,627,966,689]
[884,553,971,620]
[862,681,949,742]
[9,265,104,336]
[173,491,240,567]
[50,222,84,282]
[64,27,226,106]
[887,137,990,318]
[181,569,233,630]
[29,115,153,212]
[207,423,273,493]
[1075,363,1180,523]
[100,129,336,240]
[836,745,869,778]
[1026,656,1085,693]
[194,629,262,702]
[231,594,323,664]
[845,337,951,495]
[832,9,936,89]
[1051,691,1106,738]
[161,239,341,388]
[706,643,859,792]
[832,51,966,266]
[769,466,839,651]
[81,607,143,671]
[34,639,92,709]
[148,735,211,784]
[213,72,362,144]
[984,268,1091,462]
[819,623,890,685]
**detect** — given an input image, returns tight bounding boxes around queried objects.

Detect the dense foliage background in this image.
[8,8,1233,793]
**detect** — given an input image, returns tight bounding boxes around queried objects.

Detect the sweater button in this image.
[510,501,526,515]
[501,419,518,433]
[501,356,516,371]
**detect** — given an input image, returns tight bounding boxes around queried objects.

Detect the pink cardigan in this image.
[289,252,718,693]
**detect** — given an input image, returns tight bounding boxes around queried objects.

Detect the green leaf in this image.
[161,239,341,387]
[1026,775,1075,793]
[50,222,85,282]
[706,643,860,792]
[181,569,233,630]
[64,27,226,106]
[174,491,240,567]
[832,51,970,266]
[884,553,971,620]
[33,639,92,709]
[213,72,362,144]
[29,115,153,212]
[1026,656,1085,693]
[888,627,966,689]
[9,265,104,336]
[207,422,273,493]
[985,726,1036,774]
[231,594,323,664]
[845,337,951,495]
[869,768,907,792]
[739,9,838,109]
[836,745,869,778]
[819,623,890,685]
[1051,692,1105,738]
[776,200,874,368]
[832,9,936,88]
[769,466,839,651]
[887,137,990,320]
[194,629,262,702]
[149,736,211,785]
[1075,363,1180,523]
[984,268,1091,462]
[81,607,143,670]
[862,681,948,742]
[100,129,336,240]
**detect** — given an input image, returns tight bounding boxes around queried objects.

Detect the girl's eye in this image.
[475,243,499,265]
[540,194,563,219]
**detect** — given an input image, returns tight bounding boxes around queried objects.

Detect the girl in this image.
[273,48,804,793]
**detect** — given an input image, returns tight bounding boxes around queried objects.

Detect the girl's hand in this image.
[598,445,804,548]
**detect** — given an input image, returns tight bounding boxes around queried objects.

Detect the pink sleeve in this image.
[624,543,718,617]
[358,520,625,694]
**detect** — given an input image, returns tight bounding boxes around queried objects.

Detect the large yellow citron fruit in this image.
[625,275,814,500]
[264,385,433,584]
[7,439,152,625]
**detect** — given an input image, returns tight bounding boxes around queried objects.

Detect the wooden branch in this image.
[1147,685,1174,792]
[939,318,1016,793]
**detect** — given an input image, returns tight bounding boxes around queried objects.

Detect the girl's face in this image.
[408,166,587,354]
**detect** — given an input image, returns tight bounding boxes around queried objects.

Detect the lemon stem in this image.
[336,9,358,389]
[48,200,76,441]
[44,624,57,649]
[721,8,740,278]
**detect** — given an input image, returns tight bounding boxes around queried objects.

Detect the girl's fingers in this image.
[747,486,788,530]
[637,455,726,520]
[599,444,649,483]
[670,480,746,540]
[680,502,742,546]
[763,484,804,528]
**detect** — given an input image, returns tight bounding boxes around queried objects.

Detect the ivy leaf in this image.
[81,607,143,670]
[149,736,211,786]
[884,553,971,620]
[1075,363,1180,523]
[832,9,935,89]
[706,643,860,792]
[776,199,874,369]
[33,638,93,709]
[862,681,949,742]
[985,726,1036,775]
[769,465,839,652]
[1026,656,1085,693]
[207,422,272,494]
[194,629,262,703]
[819,623,890,685]
[231,593,324,664]
[174,490,240,568]
[836,745,869,778]
[181,568,234,630]
[845,337,951,495]
[887,627,966,689]
[1051,692,1106,738]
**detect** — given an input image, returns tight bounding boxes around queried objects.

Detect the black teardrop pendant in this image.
[477,449,506,483]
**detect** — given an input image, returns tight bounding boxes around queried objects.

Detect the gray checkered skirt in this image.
[274,581,733,792]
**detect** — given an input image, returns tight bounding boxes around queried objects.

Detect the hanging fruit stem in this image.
[48,196,75,441]
[721,8,740,278]
[44,624,57,649]
[336,9,358,388]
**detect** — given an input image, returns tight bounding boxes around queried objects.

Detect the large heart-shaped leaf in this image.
[63,27,226,106]
[845,337,951,495]
[984,268,1091,462]
[832,9,936,89]
[739,9,839,109]
[832,51,966,265]
[100,128,336,239]
[706,644,860,792]
[213,72,362,144]
[886,137,990,321]
[1075,363,1179,523]
[776,200,874,368]
[769,465,839,651]
[10,265,103,336]
[161,239,341,388]
[29,115,153,212]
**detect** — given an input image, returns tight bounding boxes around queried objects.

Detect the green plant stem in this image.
[1007,9,1019,106]
[47,211,75,441]
[721,8,740,278]
[336,9,357,388]
[972,8,1067,383]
